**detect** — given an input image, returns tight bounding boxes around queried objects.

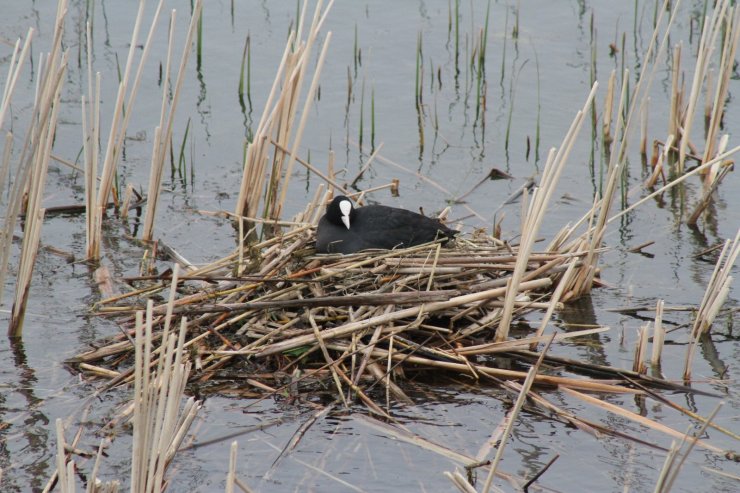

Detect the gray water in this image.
[1,1,738,492]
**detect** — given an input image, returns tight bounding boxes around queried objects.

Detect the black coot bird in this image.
[316,195,457,254]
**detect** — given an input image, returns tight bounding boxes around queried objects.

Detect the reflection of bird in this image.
[316,195,457,254]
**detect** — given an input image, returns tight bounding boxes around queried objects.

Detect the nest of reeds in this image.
[70,222,692,405]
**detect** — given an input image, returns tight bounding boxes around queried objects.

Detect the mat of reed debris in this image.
[68,224,701,404]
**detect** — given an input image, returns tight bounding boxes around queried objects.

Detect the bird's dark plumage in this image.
[315,196,457,254]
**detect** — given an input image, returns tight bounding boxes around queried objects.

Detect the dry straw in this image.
[234,0,335,224]
[142,1,204,241]
[6,0,68,336]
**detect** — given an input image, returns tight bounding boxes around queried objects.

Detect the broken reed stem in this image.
[687,159,732,225]
[645,134,673,189]
[678,0,730,172]
[274,29,333,218]
[702,7,740,168]
[142,1,203,241]
[0,133,14,305]
[83,18,101,259]
[668,42,681,142]
[683,231,739,381]
[0,27,34,130]
[654,402,724,492]
[235,0,335,223]
[131,303,200,493]
[633,323,649,374]
[483,335,555,492]
[54,419,75,493]
[497,82,598,341]
[8,17,68,335]
[650,299,665,366]
[558,0,679,298]
[91,0,166,259]
[562,387,726,455]
[256,278,551,357]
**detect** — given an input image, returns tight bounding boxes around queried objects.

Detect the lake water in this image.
[0,1,738,492]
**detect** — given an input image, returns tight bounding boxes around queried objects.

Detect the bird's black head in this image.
[326,195,355,229]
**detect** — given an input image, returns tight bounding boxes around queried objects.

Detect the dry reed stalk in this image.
[530,257,578,348]
[483,336,555,493]
[88,440,121,493]
[561,387,726,455]
[357,414,530,487]
[683,231,739,381]
[226,441,237,493]
[633,323,649,374]
[89,0,166,259]
[54,419,75,493]
[0,28,34,129]
[0,133,11,206]
[569,71,628,299]
[640,96,649,157]
[8,34,68,335]
[687,155,732,225]
[609,144,740,226]
[668,43,682,142]
[224,441,255,493]
[496,83,597,341]
[702,6,740,176]
[456,326,608,356]
[602,69,616,144]
[82,19,101,259]
[505,381,667,451]
[142,1,203,241]
[678,0,730,172]
[309,310,348,406]
[235,0,334,223]
[558,1,680,298]
[366,150,487,222]
[0,133,15,305]
[444,470,480,493]
[130,305,200,493]
[650,299,665,367]
[334,343,640,393]
[704,69,714,128]
[645,134,673,188]
[255,278,551,357]
[271,140,349,195]
[273,29,333,217]
[653,403,724,492]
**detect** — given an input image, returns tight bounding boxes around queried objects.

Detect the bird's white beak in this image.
[339,199,352,229]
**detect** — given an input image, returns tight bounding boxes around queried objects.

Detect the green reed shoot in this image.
[178,118,191,183]
[481,0,490,69]
[354,23,359,76]
[345,65,352,125]
[238,33,252,109]
[359,76,365,148]
[454,0,460,75]
[534,48,541,164]
[371,85,376,152]
[500,7,509,84]
[415,31,423,106]
[505,61,529,157]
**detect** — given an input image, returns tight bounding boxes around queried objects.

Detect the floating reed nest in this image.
[70,223,697,404]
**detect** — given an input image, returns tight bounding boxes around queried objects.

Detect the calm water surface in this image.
[0,1,738,491]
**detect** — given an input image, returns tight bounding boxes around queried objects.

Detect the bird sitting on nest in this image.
[316,195,458,254]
